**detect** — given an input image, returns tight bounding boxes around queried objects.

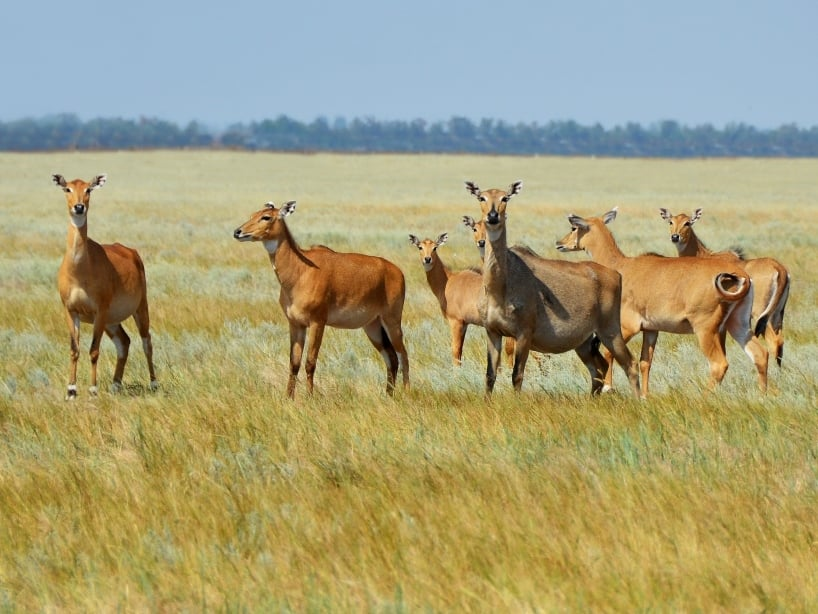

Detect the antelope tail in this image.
[753,271,790,338]
[713,272,751,302]
[752,272,777,337]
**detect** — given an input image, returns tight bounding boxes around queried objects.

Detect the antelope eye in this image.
[479,196,487,202]
[501,196,509,203]
[261,215,272,221]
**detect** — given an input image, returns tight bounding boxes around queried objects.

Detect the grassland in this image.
[1,151,817,611]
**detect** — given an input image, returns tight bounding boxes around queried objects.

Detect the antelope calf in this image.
[409,232,517,367]
[234,201,409,399]
[556,208,768,395]
[462,215,488,260]
[54,174,157,399]
[659,207,791,366]
[465,181,640,398]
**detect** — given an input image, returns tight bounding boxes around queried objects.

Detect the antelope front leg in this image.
[639,331,659,397]
[511,337,532,392]
[65,311,81,400]
[304,321,326,395]
[287,323,306,399]
[449,319,467,367]
[485,331,503,398]
[88,317,108,396]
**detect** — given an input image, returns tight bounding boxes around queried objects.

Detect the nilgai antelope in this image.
[556,208,768,395]
[659,207,791,366]
[408,232,515,367]
[54,173,157,399]
[465,181,640,398]
[234,201,409,399]
[462,215,488,260]
[460,215,546,369]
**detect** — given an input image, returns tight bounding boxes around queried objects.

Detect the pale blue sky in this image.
[4,0,817,129]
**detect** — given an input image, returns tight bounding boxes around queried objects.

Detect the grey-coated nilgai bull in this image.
[465,180,640,398]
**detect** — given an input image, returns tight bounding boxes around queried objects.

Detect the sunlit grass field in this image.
[1,151,817,611]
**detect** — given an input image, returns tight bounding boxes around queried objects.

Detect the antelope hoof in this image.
[149,380,159,392]
[89,385,99,396]
[110,381,123,394]
[65,385,78,401]
[601,384,614,393]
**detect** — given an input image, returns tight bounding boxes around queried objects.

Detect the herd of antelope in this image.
[54,174,790,401]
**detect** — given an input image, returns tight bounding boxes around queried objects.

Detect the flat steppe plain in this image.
[1,151,816,610]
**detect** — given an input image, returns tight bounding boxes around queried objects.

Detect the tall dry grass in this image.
[0,151,816,611]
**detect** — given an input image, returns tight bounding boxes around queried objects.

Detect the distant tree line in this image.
[2,113,818,157]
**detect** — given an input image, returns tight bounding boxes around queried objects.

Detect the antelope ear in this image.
[408,234,420,246]
[90,174,107,190]
[659,208,671,221]
[436,233,448,246]
[508,180,523,196]
[464,181,481,197]
[280,201,297,217]
[691,208,703,224]
[567,214,589,230]
[462,215,475,228]
[52,174,67,188]
[602,208,618,225]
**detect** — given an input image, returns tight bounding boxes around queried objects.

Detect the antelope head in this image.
[464,180,522,241]
[409,233,447,272]
[556,208,618,255]
[233,200,296,255]
[53,173,107,228]
[462,215,486,260]
[659,207,702,251]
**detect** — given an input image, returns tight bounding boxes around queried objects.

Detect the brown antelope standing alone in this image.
[659,207,791,366]
[465,181,640,398]
[234,201,409,399]
[556,208,768,395]
[54,174,157,399]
